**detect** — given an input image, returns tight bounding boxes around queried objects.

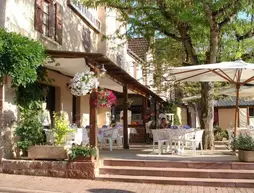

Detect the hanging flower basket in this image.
[94,89,116,108]
[69,71,99,96]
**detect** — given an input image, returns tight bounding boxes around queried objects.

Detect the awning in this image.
[44,57,135,94]
[45,50,164,102]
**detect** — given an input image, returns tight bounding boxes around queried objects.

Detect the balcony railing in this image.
[67,0,101,32]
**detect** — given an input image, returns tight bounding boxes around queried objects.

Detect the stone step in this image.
[215,144,230,150]
[100,166,254,179]
[214,141,230,145]
[103,159,254,170]
[96,174,254,188]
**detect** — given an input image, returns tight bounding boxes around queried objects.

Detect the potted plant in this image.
[94,89,116,108]
[69,145,97,162]
[15,110,44,157]
[27,111,74,160]
[232,134,254,162]
[69,71,99,96]
[214,127,229,141]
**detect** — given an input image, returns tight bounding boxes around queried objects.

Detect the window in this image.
[43,1,50,36]
[34,0,63,44]
[249,108,254,117]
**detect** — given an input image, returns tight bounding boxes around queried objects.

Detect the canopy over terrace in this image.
[169,59,254,137]
[45,49,164,149]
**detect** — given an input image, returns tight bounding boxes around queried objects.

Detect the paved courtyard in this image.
[0,174,253,193]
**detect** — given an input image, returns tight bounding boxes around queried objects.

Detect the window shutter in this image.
[34,0,43,33]
[48,2,55,38]
[55,3,63,45]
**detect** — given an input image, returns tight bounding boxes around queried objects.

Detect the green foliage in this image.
[69,145,97,160]
[213,127,229,141]
[52,112,74,145]
[232,134,254,151]
[15,112,44,152]
[16,83,44,111]
[0,28,46,87]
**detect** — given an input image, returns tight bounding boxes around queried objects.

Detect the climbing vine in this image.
[0,29,49,153]
[0,28,45,87]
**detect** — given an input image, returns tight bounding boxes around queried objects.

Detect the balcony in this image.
[67,0,101,33]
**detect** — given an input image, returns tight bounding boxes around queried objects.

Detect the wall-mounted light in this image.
[96,64,107,77]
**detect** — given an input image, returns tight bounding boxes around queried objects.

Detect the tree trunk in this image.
[200,82,214,150]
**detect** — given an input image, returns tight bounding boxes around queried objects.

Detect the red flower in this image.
[93,89,116,108]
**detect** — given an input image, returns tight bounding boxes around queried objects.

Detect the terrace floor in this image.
[98,143,238,162]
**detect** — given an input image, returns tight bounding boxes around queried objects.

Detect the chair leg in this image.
[109,139,113,151]
[100,139,104,150]
[169,139,172,151]
[181,142,185,155]
[153,140,155,152]
[165,141,169,152]
[158,141,161,155]
[192,141,196,155]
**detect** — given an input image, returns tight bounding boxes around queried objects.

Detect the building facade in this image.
[0,0,164,158]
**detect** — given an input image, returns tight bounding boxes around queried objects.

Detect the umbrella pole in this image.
[234,85,240,138]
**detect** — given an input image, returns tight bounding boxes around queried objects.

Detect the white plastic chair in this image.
[65,132,75,148]
[168,128,186,154]
[145,121,153,134]
[184,130,204,155]
[184,128,196,146]
[81,128,89,145]
[101,129,122,151]
[151,129,170,155]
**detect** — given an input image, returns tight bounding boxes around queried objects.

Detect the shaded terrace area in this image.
[99,144,237,162]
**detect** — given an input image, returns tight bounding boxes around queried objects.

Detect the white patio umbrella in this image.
[169,59,254,137]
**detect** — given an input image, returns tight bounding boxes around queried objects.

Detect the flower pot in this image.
[238,149,254,162]
[28,145,67,160]
[71,156,95,162]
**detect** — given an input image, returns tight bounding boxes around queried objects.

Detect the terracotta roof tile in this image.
[128,38,149,61]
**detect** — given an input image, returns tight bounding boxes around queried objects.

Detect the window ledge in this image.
[40,34,60,47]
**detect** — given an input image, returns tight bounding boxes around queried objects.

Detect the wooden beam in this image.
[89,89,97,147]
[123,84,129,149]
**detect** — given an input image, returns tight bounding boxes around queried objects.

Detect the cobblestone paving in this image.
[0,174,253,193]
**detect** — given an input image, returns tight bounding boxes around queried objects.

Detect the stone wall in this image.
[1,159,96,179]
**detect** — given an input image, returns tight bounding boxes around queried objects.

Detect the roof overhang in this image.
[45,50,164,102]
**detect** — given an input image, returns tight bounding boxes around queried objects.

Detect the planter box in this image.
[70,156,95,162]
[28,146,67,160]
[238,149,254,162]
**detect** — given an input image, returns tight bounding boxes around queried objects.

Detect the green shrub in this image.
[15,113,44,152]
[214,127,228,141]
[69,145,97,160]
[232,134,254,151]
[52,112,74,145]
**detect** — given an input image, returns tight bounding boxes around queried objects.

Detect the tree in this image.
[81,0,254,149]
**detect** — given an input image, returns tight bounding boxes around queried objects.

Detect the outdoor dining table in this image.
[98,126,138,146]
[155,128,195,153]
